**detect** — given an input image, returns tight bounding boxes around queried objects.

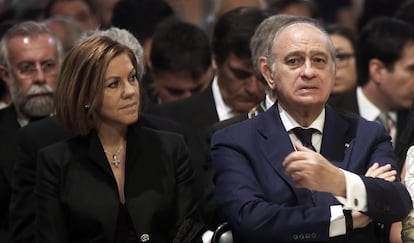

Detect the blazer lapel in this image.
[124,122,143,178]
[321,106,353,167]
[257,104,315,205]
[87,131,115,177]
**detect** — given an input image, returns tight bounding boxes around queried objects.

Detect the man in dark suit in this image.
[328,17,414,165]
[211,17,412,242]
[0,21,63,242]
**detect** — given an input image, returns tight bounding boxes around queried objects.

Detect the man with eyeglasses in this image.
[329,17,414,154]
[0,21,62,242]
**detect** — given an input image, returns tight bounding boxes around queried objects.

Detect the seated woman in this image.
[35,34,204,243]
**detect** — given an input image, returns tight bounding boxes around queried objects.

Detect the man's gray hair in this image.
[263,16,336,70]
[251,14,303,83]
[80,27,145,79]
[0,21,64,68]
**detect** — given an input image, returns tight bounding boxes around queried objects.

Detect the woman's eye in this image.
[128,75,137,82]
[107,81,119,88]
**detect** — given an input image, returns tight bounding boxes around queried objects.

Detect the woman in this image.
[35,35,204,243]
[326,24,358,96]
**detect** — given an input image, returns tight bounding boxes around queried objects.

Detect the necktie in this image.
[291,127,319,205]
[292,127,318,151]
[375,112,395,134]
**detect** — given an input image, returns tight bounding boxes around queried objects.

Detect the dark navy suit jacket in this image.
[211,104,412,243]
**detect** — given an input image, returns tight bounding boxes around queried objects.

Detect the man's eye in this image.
[313,57,326,64]
[18,64,34,74]
[231,69,252,79]
[166,87,185,96]
[42,61,57,72]
[288,59,297,64]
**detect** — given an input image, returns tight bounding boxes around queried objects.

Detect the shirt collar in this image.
[212,76,236,121]
[357,86,397,122]
[278,103,325,133]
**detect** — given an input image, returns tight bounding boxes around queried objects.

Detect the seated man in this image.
[211,16,412,242]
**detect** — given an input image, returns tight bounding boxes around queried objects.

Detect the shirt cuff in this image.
[336,169,367,212]
[329,205,346,237]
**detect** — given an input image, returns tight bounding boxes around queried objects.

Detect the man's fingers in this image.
[366,163,394,178]
[365,162,379,176]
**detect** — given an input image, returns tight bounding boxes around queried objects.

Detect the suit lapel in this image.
[257,105,354,206]
[87,131,116,177]
[321,106,352,166]
[124,122,143,178]
[257,104,314,205]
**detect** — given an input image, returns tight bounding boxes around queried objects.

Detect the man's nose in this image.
[300,60,317,79]
[32,64,46,83]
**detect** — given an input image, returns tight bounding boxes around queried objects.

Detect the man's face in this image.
[50,0,98,30]
[269,23,335,113]
[153,69,212,103]
[378,42,414,110]
[216,52,265,113]
[3,34,60,117]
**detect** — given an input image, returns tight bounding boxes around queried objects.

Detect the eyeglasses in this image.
[335,53,354,68]
[15,60,58,80]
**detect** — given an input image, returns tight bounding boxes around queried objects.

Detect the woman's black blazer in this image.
[35,121,202,243]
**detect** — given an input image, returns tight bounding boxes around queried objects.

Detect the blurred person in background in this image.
[44,0,99,30]
[148,18,214,104]
[111,0,176,105]
[326,24,358,98]
[43,15,85,53]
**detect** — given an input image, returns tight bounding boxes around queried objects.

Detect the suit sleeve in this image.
[211,131,331,243]
[172,136,205,243]
[357,122,412,223]
[35,148,69,243]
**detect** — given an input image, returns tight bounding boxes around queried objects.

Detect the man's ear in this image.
[259,56,276,89]
[369,58,387,85]
[0,65,10,85]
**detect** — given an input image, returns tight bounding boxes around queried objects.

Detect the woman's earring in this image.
[84,104,89,109]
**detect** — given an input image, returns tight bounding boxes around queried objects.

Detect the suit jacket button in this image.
[140,234,149,242]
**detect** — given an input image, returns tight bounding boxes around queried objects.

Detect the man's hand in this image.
[283,142,346,196]
[365,162,397,182]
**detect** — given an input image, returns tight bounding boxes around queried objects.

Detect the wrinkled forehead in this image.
[274,22,328,44]
[9,33,57,47]
[272,22,334,57]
